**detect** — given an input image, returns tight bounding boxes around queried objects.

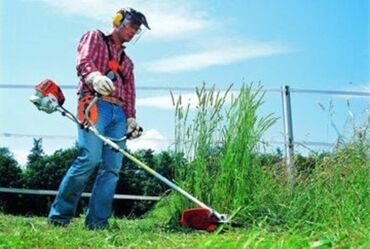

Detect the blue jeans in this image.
[48,99,127,229]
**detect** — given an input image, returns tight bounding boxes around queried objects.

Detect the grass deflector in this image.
[29,79,228,232]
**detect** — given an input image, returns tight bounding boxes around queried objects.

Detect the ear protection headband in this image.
[113,8,151,30]
[113,9,126,27]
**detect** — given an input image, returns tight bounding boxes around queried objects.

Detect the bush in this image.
[0,148,22,187]
[0,147,23,213]
[0,140,180,217]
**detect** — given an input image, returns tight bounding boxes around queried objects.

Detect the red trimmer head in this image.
[180,208,225,232]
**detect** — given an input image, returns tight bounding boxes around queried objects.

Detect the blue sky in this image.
[0,0,369,165]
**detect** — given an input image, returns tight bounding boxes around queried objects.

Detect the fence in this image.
[0,84,369,195]
[0,187,160,201]
[280,86,369,182]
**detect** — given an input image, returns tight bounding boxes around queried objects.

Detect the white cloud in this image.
[144,10,211,41]
[35,0,213,41]
[331,83,370,100]
[12,149,29,168]
[10,129,172,166]
[34,0,293,68]
[137,91,239,110]
[137,93,197,110]
[352,83,370,93]
[127,129,172,151]
[36,0,113,19]
[145,41,292,73]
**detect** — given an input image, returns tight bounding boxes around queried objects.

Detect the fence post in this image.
[281,85,295,184]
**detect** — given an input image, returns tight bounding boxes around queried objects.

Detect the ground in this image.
[0,214,368,248]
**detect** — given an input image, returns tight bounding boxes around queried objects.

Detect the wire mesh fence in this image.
[1,83,369,187]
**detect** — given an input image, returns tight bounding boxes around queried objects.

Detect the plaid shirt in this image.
[76,29,136,118]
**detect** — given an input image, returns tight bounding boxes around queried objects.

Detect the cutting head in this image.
[179,208,228,232]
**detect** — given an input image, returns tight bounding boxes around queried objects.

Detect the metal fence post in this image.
[281,85,295,184]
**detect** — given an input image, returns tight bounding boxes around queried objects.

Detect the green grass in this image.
[0,214,368,248]
[169,83,279,222]
[1,83,368,248]
[166,83,370,227]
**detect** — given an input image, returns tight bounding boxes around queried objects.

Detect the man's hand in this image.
[85,71,115,96]
[127,118,143,140]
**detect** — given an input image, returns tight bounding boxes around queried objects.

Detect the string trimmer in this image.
[30,79,228,232]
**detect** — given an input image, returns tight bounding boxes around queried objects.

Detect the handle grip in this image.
[126,126,143,139]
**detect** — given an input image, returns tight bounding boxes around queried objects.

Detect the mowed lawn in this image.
[0,214,368,249]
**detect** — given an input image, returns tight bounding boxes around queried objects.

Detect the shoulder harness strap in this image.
[97,30,126,83]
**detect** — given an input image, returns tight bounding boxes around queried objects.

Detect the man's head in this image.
[112,8,150,43]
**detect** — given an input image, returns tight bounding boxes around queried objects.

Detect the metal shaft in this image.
[56,105,228,219]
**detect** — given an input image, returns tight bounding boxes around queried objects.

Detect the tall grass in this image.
[150,82,369,233]
[284,134,370,229]
[171,84,233,204]
[165,83,278,224]
[279,103,370,230]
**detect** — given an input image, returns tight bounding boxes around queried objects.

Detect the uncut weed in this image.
[150,82,369,235]
[168,83,278,225]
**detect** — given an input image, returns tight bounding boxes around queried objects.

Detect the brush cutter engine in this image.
[30,79,65,113]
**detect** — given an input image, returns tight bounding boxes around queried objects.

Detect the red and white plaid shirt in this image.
[76,29,136,118]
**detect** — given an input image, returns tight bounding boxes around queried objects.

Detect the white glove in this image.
[127,118,143,140]
[85,71,115,96]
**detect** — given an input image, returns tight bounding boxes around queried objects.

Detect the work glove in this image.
[85,71,115,96]
[127,118,143,140]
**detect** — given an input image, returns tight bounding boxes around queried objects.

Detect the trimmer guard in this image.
[179,208,220,232]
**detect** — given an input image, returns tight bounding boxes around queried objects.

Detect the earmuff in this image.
[112,9,126,27]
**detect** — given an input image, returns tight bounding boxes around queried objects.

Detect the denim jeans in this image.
[48,99,127,229]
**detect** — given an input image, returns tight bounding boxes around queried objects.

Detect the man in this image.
[48,8,150,229]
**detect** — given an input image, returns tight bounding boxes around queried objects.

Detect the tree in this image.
[27,138,45,164]
[0,147,22,187]
[0,147,23,214]
[24,147,78,189]
[20,145,78,216]
[23,139,46,188]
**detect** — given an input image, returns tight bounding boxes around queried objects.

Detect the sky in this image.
[0,0,369,165]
